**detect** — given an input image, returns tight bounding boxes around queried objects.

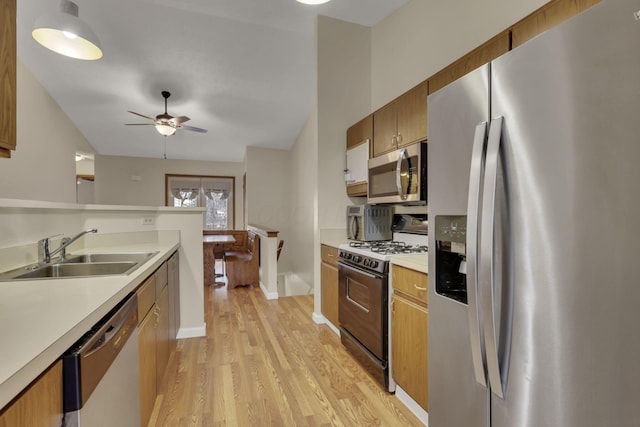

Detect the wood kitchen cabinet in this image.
[346,115,372,197]
[0,0,16,158]
[512,0,601,48]
[429,30,511,95]
[0,361,62,427]
[373,80,428,158]
[137,253,179,427]
[321,244,339,328]
[167,251,180,351]
[391,264,428,410]
[137,275,157,427]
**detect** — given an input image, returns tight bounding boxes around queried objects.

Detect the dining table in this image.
[203,234,236,286]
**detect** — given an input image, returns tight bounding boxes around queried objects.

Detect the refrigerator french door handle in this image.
[479,116,506,399]
[466,121,489,388]
[396,148,409,200]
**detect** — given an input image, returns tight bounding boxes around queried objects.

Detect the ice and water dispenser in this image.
[434,216,468,304]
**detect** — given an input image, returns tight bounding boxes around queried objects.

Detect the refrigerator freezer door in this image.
[428,65,490,427]
[489,0,640,426]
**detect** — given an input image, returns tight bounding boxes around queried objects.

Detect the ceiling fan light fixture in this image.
[155,123,176,136]
[296,0,331,4]
[32,0,103,60]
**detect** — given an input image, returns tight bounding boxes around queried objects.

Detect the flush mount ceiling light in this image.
[32,0,103,60]
[296,0,331,4]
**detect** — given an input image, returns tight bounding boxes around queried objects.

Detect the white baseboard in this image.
[311,312,340,336]
[260,283,279,300]
[395,386,428,426]
[176,323,206,339]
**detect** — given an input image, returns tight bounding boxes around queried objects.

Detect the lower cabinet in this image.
[320,244,339,328]
[391,264,428,410]
[138,301,157,427]
[0,361,62,427]
[137,251,179,427]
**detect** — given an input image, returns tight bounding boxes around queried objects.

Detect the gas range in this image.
[338,239,428,274]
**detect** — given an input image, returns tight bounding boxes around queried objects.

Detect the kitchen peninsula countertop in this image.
[0,231,180,410]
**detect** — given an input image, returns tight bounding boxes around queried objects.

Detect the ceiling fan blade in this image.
[125,123,155,126]
[128,110,155,121]
[179,124,208,133]
[171,116,191,124]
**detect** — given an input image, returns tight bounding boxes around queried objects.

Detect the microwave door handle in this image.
[349,216,359,240]
[396,148,409,200]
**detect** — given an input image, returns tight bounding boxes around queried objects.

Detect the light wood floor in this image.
[149,282,424,426]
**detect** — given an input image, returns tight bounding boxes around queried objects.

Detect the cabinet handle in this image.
[392,135,397,145]
[397,133,403,144]
[414,284,427,292]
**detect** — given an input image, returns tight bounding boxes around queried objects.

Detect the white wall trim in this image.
[176,324,206,339]
[395,386,428,426]
[260,283,279,300]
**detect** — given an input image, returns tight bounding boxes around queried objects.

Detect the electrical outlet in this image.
[142,217,155,225]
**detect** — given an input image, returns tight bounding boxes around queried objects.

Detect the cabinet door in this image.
[396,81,428,147]
[156,285,170,387]
[321,261,339,327]
[0,0,16,153]
[429,31,510,94]
[512,0,601,48]
[0,361,62,427]
[392,295,428,410]
[373,101,398,157]
[347,114,373,150]
[138,308,157,427]
[168,252,180,349]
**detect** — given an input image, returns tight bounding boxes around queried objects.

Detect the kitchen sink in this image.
[63,252,158,264]
[0,251,158,281]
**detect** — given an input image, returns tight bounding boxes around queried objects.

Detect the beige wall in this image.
[0,61,95,202]
[317,15,371,230]
[289,111,317,288]
[244,146,291,271]
[94,154,245,228]
[371,0,548,109]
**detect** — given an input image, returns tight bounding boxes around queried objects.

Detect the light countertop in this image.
[390,254,428,274]
[0,231,180,410]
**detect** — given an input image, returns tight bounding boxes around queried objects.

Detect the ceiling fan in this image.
[126,91,208,136]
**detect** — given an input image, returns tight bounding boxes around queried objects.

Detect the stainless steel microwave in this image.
[368,141,427,204]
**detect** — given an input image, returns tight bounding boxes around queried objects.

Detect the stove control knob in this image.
[363,259,370,267]
[370,260,379,268]
[346,253,352,259]
[353,256,361,263]
[338,251,344,258]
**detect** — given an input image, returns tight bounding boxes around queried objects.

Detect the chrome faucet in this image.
[38,228,98,264]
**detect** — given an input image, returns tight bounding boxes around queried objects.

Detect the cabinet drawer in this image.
[392,265,428,304]
[321,244,339,267]
[137,275,156,322]
[154,262,168,294]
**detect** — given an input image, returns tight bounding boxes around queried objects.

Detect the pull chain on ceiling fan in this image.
[125,91,208,136]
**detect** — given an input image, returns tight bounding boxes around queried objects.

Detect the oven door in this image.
[338,261,387,360]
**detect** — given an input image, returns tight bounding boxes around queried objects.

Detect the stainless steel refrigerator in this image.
[427,1,640,426]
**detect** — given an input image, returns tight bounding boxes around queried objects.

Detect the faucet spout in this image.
[39,228,98,264]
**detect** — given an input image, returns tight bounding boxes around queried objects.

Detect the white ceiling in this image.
[17,0,408,162]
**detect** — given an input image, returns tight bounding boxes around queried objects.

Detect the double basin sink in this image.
[0,252,158,281]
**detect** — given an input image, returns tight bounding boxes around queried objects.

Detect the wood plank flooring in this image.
[150,283,424,426]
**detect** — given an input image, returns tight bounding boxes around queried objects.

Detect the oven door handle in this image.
[338,261,384,280]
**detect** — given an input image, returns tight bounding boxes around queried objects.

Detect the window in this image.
[165,174,235,230]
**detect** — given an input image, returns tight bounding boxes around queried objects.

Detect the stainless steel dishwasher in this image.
[61,293,140,427]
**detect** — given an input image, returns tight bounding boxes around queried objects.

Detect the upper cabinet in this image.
[512,0,601,48]
[373,80,428,158]
[346,115,372,197]
[429,31,511,95]
[0,0,16,159]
